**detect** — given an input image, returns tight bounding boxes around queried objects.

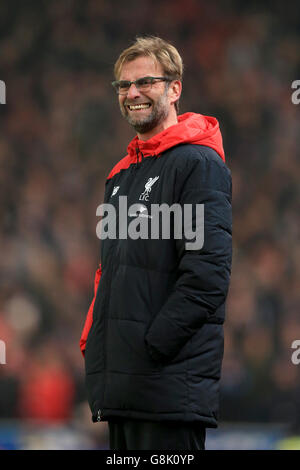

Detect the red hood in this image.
[127,112,225,162]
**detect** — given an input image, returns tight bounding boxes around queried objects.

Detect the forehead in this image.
[119,56,163,81]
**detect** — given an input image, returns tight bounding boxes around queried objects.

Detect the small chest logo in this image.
[139,176,159,201]
[111,186,120,197]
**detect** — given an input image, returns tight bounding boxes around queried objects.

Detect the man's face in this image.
[118,56,172,136]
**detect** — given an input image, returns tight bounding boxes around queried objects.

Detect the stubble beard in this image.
[121,88,169,135]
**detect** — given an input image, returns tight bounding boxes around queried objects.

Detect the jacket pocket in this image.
[106,318,163,374]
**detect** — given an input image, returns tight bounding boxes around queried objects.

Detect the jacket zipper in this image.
[135,147,145,169]
[96,409,102,422]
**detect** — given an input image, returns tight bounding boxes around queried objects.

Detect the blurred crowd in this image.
[0,0,299,444]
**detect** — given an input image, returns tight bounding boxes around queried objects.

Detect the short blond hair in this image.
[114,36,183,113]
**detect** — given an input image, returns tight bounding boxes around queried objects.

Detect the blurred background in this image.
[0,0,299,450]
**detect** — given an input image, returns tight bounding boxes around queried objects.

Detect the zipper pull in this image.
[96,409,102,422]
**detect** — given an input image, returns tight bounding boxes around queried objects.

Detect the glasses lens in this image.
[135,77,153,92]
[117,81,130,94]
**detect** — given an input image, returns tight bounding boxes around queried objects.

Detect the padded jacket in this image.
[80,113,232,427]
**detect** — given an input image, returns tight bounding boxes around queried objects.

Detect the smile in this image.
[127,103,151,110]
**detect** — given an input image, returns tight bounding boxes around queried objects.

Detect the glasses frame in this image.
[111,76,173,95]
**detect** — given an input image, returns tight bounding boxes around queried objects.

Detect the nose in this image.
[126,83,141,99]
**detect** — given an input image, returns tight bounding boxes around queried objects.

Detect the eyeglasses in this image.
[111,76,172,95]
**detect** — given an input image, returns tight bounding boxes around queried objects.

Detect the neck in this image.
[137,109,178,141]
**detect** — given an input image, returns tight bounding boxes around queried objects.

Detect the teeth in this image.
[128,104,151,110]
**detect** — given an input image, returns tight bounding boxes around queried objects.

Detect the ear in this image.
[168,80,182,106]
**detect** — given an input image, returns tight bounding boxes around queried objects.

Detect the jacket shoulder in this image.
[168,144,231,196]
[168,143,228,170]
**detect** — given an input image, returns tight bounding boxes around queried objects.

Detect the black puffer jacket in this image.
[80,113,232,428]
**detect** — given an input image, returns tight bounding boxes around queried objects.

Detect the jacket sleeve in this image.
[145,150,232,362]
[79,264,102,357]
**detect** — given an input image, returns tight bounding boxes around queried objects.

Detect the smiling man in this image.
[80,36,232,450]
